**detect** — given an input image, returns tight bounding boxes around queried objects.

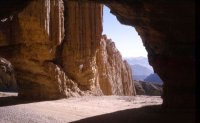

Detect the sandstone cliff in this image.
[97,35,135,96]
[62,1,135,96]
[0,0,82,99]
[0,0,135,99]
[62,1,103,95]
[0,0,195,112]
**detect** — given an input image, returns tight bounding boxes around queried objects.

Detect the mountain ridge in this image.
[124,56,153,70]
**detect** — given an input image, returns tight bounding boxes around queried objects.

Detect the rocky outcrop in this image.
[0,0,195,110]
[61,1,135,96]
[97,35,135,96]
[0,0,136,99]
[0,0,196,110]
[61,1,103,95]
[0,0,81,99]
[134,80,162,96]
[0,57,17,92]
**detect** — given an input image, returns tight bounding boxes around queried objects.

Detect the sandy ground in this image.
[0,92,195,123]
[0,92,163,123]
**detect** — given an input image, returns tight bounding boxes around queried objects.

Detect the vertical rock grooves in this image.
[62,1,103,95]
[0,0,82,99]
[96,35,136,96]
[0,0,136,99]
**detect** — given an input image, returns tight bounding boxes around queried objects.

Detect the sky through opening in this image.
[103,6,147,58]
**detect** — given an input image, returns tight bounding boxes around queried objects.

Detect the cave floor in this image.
[0,92,195,123]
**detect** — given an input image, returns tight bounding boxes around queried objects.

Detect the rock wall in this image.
[97,35,135,96]
[0,0,136,99]
[105,1,195,108]
[0,0,196,109]
[61,1,103,95]
[0,0,82,99]
[0,57,17,91]
[62,1,135,96]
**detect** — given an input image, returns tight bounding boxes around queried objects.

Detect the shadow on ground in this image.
[71,105,195,123]
[0,95,60,107]
[0,96,40,107]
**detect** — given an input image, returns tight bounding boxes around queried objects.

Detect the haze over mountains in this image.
[144,73,163,83]
[124,56,153,70]
[124,57,153,80]
[124,57,163,84]
[130,64,153,80]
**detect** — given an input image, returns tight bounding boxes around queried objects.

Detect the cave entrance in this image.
[0,57,18,96]
[103,5,163,96]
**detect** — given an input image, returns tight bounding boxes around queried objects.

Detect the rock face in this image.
[62,1,135,96]
[104,0,195,108]
[134,80,162,96]
[97,35,135,96]
[0,57,17,91]
[0,0,82,99]
[0,0,135,99]
[62,1,103,95]
[0,0,195,110]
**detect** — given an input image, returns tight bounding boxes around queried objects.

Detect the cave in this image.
[84,0,195,109]
[102,5,163,96]
[0,0,195,120]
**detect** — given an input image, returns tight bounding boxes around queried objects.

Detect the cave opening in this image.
[102,5,163,96]
[0,0,195,122]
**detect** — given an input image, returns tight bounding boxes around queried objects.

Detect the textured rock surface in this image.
[0,57,17,91]
[0,0,81,99]
[61,1,103,95]
[97,35,135,96]
[62,1,135,96]
[134,80,162,96]
[0,0,195,109]
[0,0,135,99]
[104,0,195,108]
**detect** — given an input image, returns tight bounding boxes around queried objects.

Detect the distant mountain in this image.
[124,57,153,70]
[125,57,160,81]
[133,75,147,81]
[144,73,163,84]
[130,64,153,81]
[131,64,153,76]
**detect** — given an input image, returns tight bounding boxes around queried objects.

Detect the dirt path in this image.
[0,92,163,123]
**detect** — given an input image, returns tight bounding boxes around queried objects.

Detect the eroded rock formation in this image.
[0,0,82,99]
[61,1,135,96]
[0,0,135,99]
[0,0,195,110]
[62,1,103,95]
[0,57,17,91]
[97,35,135,96]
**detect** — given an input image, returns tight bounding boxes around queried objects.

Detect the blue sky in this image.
[102,6,147,58]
